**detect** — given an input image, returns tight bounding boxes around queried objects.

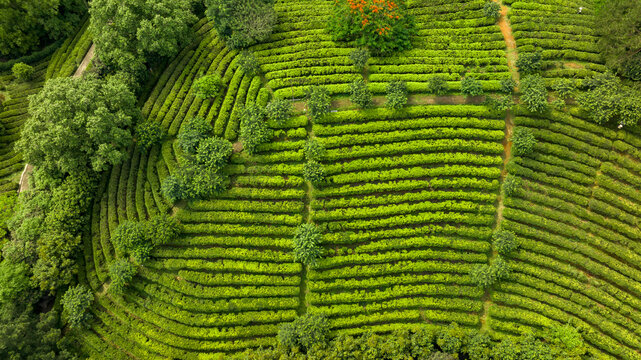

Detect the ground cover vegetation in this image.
[2,0,641,358]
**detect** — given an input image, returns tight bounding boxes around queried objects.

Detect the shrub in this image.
[146,215,182,246]
[578,72,641,127]
[0,260,30,303]
[515,51,542,74]
[278,313,330,352]
[305,86,331,121]
[484,95,513,113]
[161,175,186,204]
[182,167,229,200]
[11,63,34,82]
[550,98,565,111]
[461,77,483,96]
[238,51,261,77]
[111,220,152,264]
[511,127,536,156]
[471,264,495,288]
[349,48,370,71]
[135,121,165,151]
[437,323,467,353]
[492,230,519,255]
[349,78,372,108]
[551,79,576,100]
[292,223,323,268]
[386,80,408,110]
[265,98,292,125]
[492,257,511,281]
[0,193,16,239]
[502,174,521,197]
[483,1,501,21]
[193,74,223,99]
[520,75,548,113]
[304,139,326,161]
[205,0,277,49]
[61,285,93,329]
[108,259,137,295]
[328,0,416,55]
[596,0,641,80]
[303,160,326,187]
[500,78,516,94]
[427,75,448,95]
[178,117,213,154]
[195,137,233,171]
[239,103,272,154]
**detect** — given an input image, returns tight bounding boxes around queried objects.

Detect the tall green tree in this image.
[17,75,139,179]
[205,0,276,49]
[596,0,641,80]
[89,0,196,76]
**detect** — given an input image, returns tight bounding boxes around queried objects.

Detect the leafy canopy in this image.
[520,74,548,113]
[511,127,537,156]
[239,103,273,155]
[596,0,641,80]
[292,224,323,268]
[205,0,276,49]
[61,284,93,329]
[349,78,372,108]
[386,80,408,110]
[577,72,641,127]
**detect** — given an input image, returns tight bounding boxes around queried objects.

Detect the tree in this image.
[596,0,641,80]
[349,78,372,108]
[303,139,325,161]
[239,103,272,154]
[500,78,516,94]
[0,260,30,303]
[61,284,93,328]
[427,75,448,95]
[577,72,641,127]
[265,98,292,125]
[515,51,542,74]
[305,86,331,121]
[0,193,16,240]
[89,0,196,77]
[238,51,261,77]
[329,0,416,55]
[303,160,326,187]
[511,127,537,156]
[145,215,182,246]
[292,224,323,268]
[195,137,233,171]
[178,117,213,155]
[193,74,223,99]
[278,313,330,352]
[0,0,85,57]
[483,1,501,21]
[135,121,165,151]
[17,75,138,179]
[520,75,548,113]
[111,221,152,264]
[349,48,370,71]
[12,63,34,82]
[386,80,408,110]
[461,77,483,96]
[161,175,185,204]
[108,259,137,294]
[471,257,511,288]
[502,174,521,197]
[551,79,576,100]
[437,323,467,353]
[205,0,276,49]
[492,230,519,255]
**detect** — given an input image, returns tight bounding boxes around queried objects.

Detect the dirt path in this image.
[74,43,95,78]
[495,1,519,83]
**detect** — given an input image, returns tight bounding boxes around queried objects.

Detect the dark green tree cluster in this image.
[520,74,548,113]
[278,313,330,353]
[386,80,408,110]
[163,117,233,203]
[239,104,274,155]
[349,48,370,72]
[427,75,448,95]
[349,78,372,108]
[193,74,224,100]
[303,139,327,186]
[461,77,483,97]
[305,86,331,122]
[515,51,543,75]
[205,0,277,49]
[238,51,261,77]
[471,228,520,289]
[596,0,641,80]
[578,72,641,127]
[61,284,93,329]
[12,63,34,82]
[134,120,166,151]
[292,224,324,268]
[511,127,537,156]
[502,173,521,197]
[265,98,293,126]
[482,1,501,21]
[0,0,86,57]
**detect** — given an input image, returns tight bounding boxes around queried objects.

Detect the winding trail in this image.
[18,43,96,193]
[479,0,519,333]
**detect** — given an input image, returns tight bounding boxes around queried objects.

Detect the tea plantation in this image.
[1,0,640,359]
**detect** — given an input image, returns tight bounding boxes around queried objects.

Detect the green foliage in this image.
[108,259,137,295]
[461,77,483,96]
[427,75,448,95]
[161,176,185,204]
[483,1,501,21]
[492,230,519,256]
[303,160,326,187]
[303,139,326,161]
[511,127,537,156]
[0,193,16,240]
[471,257,511,288]
[0,0,85,57]
[17,75,139,178]
[349,78,372,108]
[545,324,588,359]
[596,0,641,80]
[385,80,408,110]
[484,95,513,113]
[577,72,641,127]
[265,98,292,125]
[278,313,329,352]
[90,0,196,77]
[111,221,151,264]
[135,121,165,151]
[238,51,261,77]
[551,79,576,100]
[515,51,542,74]
[328,0,416,55]
[178,117,213,154]
[292,224,323,268]
[195,137,233,172]
[61,284,93,329]
[239,103,272,155]
[468,332,492,360]
[305,86,331,121]
[145,215,182,246]
[500,78,516,94]
[0,260,30,304]
[349,48,370,71]
[437,322,467,353]
[502,174,521,197]
[193,74,223,99]
[11,63,34,82]
[520,75,548,113]
[205,0,276,49]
